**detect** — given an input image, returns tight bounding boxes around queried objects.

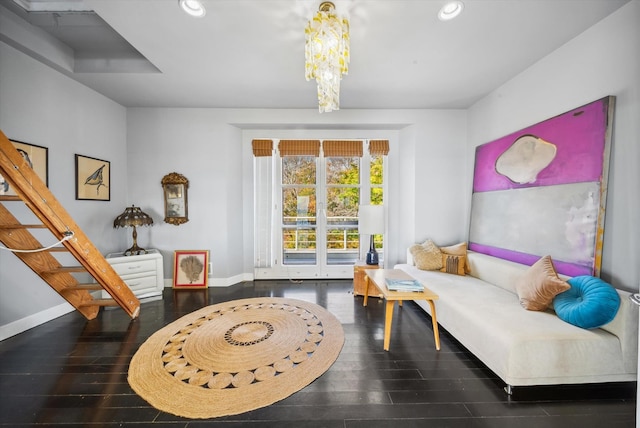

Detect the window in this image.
[254,139,388,279]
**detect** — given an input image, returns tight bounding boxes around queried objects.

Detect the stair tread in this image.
[62,284,104,291]
[78,299,119,307]
[44,266,87,273]
[0,224,47,229]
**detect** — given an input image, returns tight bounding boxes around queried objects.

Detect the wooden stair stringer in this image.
[0,130,140,320]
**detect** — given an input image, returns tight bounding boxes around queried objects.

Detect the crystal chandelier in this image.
[305,2,350,113]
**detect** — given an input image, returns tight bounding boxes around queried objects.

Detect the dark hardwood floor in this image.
[0,280,636,427]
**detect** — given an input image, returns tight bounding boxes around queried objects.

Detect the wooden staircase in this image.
[0,130,140,320]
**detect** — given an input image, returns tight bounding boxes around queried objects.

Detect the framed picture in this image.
[173,250,209,289]
[0,140,48,196]
[75,154,110,201]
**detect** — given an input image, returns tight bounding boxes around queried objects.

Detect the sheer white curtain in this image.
[253,140,273,268]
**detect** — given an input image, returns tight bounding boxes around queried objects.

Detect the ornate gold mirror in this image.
[161,172,189,225]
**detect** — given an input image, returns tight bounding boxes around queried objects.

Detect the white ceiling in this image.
[0,0,631,109]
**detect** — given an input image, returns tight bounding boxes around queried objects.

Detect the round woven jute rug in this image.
[128,297,344,419]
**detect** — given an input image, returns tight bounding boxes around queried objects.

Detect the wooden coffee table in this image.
[363,269,440,351]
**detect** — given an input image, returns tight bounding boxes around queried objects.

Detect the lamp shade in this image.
[358,205,384,234]
[113,205,153,255]
[114,205,154,229]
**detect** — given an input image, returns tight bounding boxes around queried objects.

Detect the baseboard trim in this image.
[0,301,74,341]
[208,273,254,287]
[163,273,254,288]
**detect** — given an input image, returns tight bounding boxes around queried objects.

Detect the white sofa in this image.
[395,250,638,393]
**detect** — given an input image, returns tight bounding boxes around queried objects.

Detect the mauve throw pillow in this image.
[515,255,570,311]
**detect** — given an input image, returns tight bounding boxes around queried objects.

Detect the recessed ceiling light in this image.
[179,0,206,18]
[438,1,464,21]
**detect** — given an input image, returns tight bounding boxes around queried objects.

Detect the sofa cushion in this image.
[515,255,570,311]
[440,254,466,276]
[466,252,526,294]
[553,276,621,329]
[409,240,442,271]
[440,242,470,273]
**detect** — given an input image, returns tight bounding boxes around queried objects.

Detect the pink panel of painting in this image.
[473,98,610,193]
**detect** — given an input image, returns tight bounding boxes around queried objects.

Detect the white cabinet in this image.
[102,249,164,299]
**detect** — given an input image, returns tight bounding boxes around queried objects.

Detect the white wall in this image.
[0,41,129,338]
[467,0,640,292]
[126,109,468,284]
[126,108,245,284]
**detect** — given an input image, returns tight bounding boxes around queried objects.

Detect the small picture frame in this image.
[75,154,110,201]
[173,250,209,289]
[0,140,48,196]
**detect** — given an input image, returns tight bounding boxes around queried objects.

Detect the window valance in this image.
[322,140,363,157]
[369,140,389,156]
[278,140,321,156]
[252,139,273,157]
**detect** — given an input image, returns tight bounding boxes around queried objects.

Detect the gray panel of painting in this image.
[469,182,601,264]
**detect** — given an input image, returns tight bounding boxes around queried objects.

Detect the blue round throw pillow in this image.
[553,275,620,329]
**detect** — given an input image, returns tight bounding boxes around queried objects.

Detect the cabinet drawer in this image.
[122,274,158,292]
[109,259,157,276]
[102,275,160,299]
[104,250,163,300]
